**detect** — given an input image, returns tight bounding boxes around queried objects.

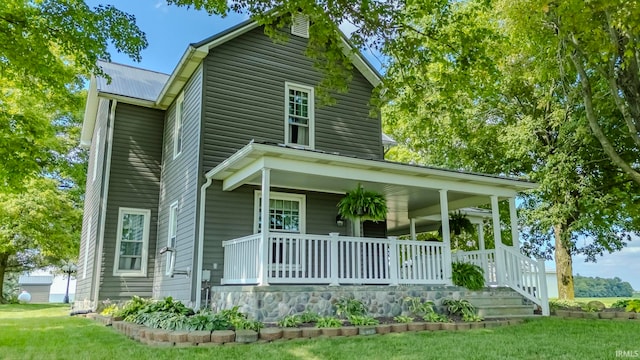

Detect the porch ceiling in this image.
[206,142,536,233]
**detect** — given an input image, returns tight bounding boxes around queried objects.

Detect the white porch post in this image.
[491,195,504,285]
[508,197,520,250]
[410,218,417,240]
[258,168,271,286]
[439,190,453,284]
[478,222,485,251]
[388,236,399,286]
[329,232,340,286]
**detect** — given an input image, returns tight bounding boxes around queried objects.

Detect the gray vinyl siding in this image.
[75,99,110,303]
[153,66,202,301]
[203,184,345,285]
[99,103,164,300]
[201,26,382,172]
[200,26,381,286]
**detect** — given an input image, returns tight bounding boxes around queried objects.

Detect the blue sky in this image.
[86,1,640,291]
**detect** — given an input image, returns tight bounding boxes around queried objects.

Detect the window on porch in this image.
[254,191,306,267]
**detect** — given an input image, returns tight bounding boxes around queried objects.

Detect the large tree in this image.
[381,0,640,299]
[0,0,146,190]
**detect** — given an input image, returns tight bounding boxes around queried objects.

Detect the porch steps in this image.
[466,289,535,319]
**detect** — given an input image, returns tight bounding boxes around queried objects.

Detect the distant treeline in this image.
[574,275,634,297]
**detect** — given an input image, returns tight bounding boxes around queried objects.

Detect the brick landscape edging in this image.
[86,314,528,347]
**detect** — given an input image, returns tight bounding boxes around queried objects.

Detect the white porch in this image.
[201,143,549,315]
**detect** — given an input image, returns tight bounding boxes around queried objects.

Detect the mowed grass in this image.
[1,304,639,360]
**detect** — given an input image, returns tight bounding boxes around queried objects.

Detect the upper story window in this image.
[254,191,306,234]
[285,82,314,149]
[113,208,150,277]
[166,201,179,275]
[173,93,184,159]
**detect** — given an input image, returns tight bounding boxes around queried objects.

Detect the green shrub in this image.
[100,304,119,316]
[118,296,153,319]
[348,315,379,326]
[451,262,485,290]
[316,316,342,328]
[185,310,231,331]
[404,296,435,317]
[393,315,414,323]
[462,313,483,322]
[335,297,367,318]
[423,312,449,322]
[442,298,477,318]
[625,299,640,313]
[611,299,631,309]
[298,311,319,323]
[277,315,302,328]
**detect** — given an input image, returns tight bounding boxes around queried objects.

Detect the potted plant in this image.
[451,262,485,290]
[337,184,387,237]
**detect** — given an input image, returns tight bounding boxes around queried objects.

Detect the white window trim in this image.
[284,82,315,149]
[166,201,179,275]
[92,128,100,182]
[173,92,185,159]
[253,191,306,234]
[113,207,151,277]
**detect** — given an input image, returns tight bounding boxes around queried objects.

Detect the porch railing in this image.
[221,234,261,285]
[221,233,448,286]
[452,249,497,285]
[496,243,549,315]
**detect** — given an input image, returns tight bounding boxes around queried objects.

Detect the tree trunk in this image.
[554,224,575,300]
[0,252,8,304]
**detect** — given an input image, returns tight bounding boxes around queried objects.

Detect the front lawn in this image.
[0,304,638,360]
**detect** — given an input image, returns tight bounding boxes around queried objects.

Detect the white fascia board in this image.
[262,156,520,196]
[156,46,209,108]
[339,37,381,87]
[80,76,99,148]
[221,158,266,191]
[207,143,536,194]
[99,93,162,109]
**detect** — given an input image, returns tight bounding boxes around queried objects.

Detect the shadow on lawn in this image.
[0,303,70,313]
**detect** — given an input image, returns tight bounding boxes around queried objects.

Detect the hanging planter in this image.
[337,184,387,237]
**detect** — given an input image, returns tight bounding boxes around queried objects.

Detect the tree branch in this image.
[567,35,640,186]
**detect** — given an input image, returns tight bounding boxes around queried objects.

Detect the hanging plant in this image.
[439,210,475,236]
[337,184,387,222]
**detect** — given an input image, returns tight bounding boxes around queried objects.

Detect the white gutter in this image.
[194,176,214,309]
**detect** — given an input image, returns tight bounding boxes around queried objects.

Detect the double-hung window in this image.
[254,192,306,234]
[285,82,314,148]
[254,192,306,268]
[166,201,179,275]
[114,208,150,277]
[173,93,184,159]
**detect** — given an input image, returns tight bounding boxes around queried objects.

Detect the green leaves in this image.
[337,184,387,222]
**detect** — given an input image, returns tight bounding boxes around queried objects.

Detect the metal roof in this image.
[18,275,53,285]
[96,60,169,102]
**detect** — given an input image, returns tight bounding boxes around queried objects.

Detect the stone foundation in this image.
[209,284,517,323]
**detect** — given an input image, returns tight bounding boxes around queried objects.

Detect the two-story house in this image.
[76,14,549,319]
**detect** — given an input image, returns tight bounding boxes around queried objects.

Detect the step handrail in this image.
[497,243,550,316]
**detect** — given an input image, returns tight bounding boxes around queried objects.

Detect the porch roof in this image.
[206,142,536,232]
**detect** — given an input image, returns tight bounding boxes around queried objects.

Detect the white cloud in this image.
[154,0,169,13]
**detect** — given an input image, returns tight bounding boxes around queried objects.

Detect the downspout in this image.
[194,175,213,309]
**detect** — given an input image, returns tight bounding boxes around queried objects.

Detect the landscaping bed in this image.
[551,298,640,320]
[88,295,514,347]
